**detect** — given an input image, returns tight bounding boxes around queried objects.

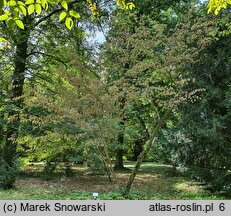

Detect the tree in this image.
[102,0,190,170]
[173,11,231,193]
[21,47,117,181]
[0,0,94,188]
[101,0,210,196]
[116,3,214,197]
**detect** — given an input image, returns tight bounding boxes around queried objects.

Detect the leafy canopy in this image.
[0,0,135,31]
[208,0,231,15]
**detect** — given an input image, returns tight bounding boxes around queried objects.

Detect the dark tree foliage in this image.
[152,11,231,194]
[179,15,231,193]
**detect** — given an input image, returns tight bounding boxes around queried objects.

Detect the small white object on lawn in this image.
[93,192,99,200]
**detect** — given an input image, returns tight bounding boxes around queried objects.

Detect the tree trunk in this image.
[0,27,29,189]
[133,139,143,161]
[123,108,172,197]
[115,148,124,169]
[114,97,126,170]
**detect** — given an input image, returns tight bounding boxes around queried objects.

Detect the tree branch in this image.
[27,51,68,69]
[34,0,84,27]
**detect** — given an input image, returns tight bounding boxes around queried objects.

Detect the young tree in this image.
[102,1,215,196]
[21,48,117,181]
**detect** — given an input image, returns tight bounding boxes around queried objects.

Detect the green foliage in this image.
[85,151,105,174]
[0,0,134,38]
[153,11,231,194]
[1,0,231,197]
[208,0,231,15]
[42,162,57,180]
[0,157,20,189]
[15,19,24,29]
[17,45,117,180]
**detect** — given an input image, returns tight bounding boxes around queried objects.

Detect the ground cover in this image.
[0,162,228,200]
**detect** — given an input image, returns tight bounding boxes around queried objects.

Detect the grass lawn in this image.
[0,162,229,200]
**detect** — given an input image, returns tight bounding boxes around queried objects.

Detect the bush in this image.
[42,161,57,180]
[85,153,105,174]
[180,165,231,196]
[210,171,231,195]
[64,164,74,177]
[0,156,20,189]
[181,166,213,182]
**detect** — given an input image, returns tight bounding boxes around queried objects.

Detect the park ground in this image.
[0,162,229,200]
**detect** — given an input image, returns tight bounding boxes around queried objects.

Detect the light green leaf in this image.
[61,1,68,10]
[0,38,7,42]
[41,0,46,6]
[65,17,73,30]
[69,10,80,19]
[18,1,25,6]
[41,0,48,9]
[8,1,17,6]
[0,14,8,21]
[126,2,135,10]
[227,0,231,4]
[15,19,24,29]
[25,0,35,4]
[36,0,41,3]
[220,2,227,8]
[19,5,27,16]
[28,4,35,15]
[116,0,125,8]
[7,17,14,26]
[47,0,58,4]
[59,11,66,21]
[116,0,125,7]
[35,3,42,14]
[13,7,20,16]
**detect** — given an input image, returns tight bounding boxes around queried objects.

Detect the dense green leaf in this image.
[41,0,48,9]
[61,0,68,10]
[15,19,24,29]
[59,11,66,21]
[19,5,27,16]
[13,7,20,16]
[28,4,35,15]
[0,14,8,21]
[35,3,42,14]
[65,17,73,30]
[0,37,6,42]
[25,0,35,5]
[8,1,17,6]
[18,1,25,5]
[69,10,80,19]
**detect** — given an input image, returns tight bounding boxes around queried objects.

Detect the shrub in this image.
[42,161,57,180]
[0,156,20,189]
